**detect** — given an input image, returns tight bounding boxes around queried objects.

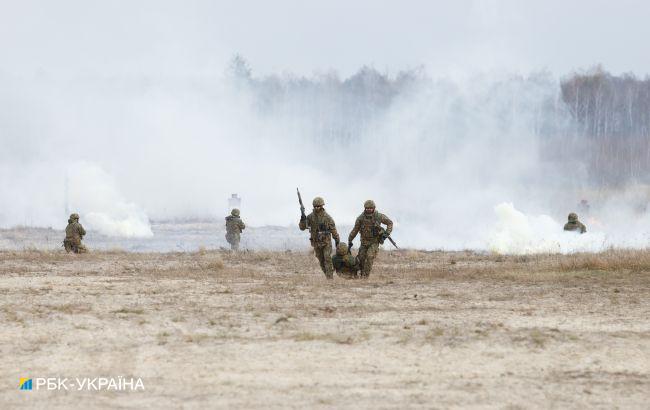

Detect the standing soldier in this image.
[63,213,87,253]
[332,242,360,279]
[348,200,393,277]
[225,208,246,250]
[563,212,586,234]
[299,197,340,279]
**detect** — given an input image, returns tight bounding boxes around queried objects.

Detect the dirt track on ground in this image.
[1,249,649,409]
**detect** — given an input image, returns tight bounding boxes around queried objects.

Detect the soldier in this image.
[348,200,393,278]
[564,212,586,234]
[332,242,360,279]
[63,213,87,253]
[299,197,340,279]
[225,208,246,250]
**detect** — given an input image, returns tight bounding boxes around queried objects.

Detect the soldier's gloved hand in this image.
[334,238,340,246]
[300,214,306,222]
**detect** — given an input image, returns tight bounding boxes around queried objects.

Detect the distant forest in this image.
[229,56,650,187]
[561,67,650,186]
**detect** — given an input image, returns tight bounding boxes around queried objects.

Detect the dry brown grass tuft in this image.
[529,329,548,348]
[47,303,92,314]
[104,247,127,254]
[184,333,210,343]
[112,307,145,315]
[2,307,24,323]
[201,256,225,271]
[292,331,367,344]
[558,250,650,272]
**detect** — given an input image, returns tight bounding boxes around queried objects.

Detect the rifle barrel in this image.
[297,188,306,216]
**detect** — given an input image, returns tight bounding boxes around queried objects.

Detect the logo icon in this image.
[19,378,32,390]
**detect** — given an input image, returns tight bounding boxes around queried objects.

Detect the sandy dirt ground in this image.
[1,249,649,409]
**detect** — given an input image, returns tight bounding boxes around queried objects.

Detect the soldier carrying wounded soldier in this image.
[63,213,87,253]
[348,200,393,278]
[298,194,340,279]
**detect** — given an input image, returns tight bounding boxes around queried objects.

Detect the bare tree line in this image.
[561,67,650,186]
[228,56,650,188]
[227,54,424,145]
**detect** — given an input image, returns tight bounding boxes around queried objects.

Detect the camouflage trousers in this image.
[226,234,241,251]
[313,243,334,279]
[358,242,380,277]
[64,239,87,254]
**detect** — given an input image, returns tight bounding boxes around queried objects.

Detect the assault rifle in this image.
[384,234,399,249]
[378,227,399,249]
[297,188,306,221]
[382,230,399,249]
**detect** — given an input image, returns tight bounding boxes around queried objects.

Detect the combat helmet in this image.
[568,212,578,222]
[231,208,240,217]
[313,197,325,207]
[70,213,80,221]
[336,242,348,255]
[364,200,376,209]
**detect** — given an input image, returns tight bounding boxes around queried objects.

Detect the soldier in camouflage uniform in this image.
[225,208,246,250]
[299,197,340,279]
[63,213,87,253]
[348,200,393,277]
[564,212,586,234]
[332,242,360,279]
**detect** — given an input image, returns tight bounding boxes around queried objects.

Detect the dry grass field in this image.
[1,249,649,409]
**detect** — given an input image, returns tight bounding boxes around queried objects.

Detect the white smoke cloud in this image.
[487,203,607,254]
[2,2,650,251]
[1,67,649,251]
[68,162,153,238]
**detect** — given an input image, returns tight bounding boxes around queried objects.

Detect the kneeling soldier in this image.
[63,213,87,254]
[299,196,340,279]
[564,212,586,234]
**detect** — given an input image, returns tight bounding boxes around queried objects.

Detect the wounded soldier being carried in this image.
[332,242,360,279]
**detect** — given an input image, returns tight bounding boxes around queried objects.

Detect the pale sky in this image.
[0,0,648,78]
